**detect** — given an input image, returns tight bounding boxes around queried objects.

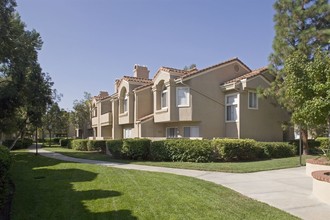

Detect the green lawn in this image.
[43,146,316,173]
[10,150,298,220]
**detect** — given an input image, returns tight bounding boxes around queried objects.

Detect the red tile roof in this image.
[181,57,251,80]
[152,66,198,81]
[223,66,268,84]
[122,75,152,84]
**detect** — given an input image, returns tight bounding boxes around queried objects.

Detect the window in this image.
[176,87,190,107]
[123,128,132,138]
[226,94,238,122]
[184,127,199,138]
[123,95,128,112]
[161,86,167,108]
[92,107,97,117]
[248,91,258,109]
[166,127,178,138]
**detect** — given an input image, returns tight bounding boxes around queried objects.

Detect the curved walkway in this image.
[28,145,330,220]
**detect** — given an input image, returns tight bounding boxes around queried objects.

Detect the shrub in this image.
[212,139,265,161]
[150,139,213,162]
[87,140,106,152]
[257,142,295,158]
[0,145,12,213]
[71,139,88,151]
[59,138,72,147]
[122,139,151,160]
[289,139,321,155]
[149,140,171,161]
[316,137,330,155]
[106,140,123,158]
[2,138,33,150]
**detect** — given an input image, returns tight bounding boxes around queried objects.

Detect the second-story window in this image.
[176,87,190,107]
[161,85,167,108]
[248,91,258,109]
[123,95,128,112]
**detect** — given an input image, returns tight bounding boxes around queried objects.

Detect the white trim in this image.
[176,87,190,107]
[248,91,258,110]
[225,93,239,122]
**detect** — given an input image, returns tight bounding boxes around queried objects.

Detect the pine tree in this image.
[268,0,330,154]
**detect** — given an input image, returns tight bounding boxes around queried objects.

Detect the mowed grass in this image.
[43,146,316,173]
[10,150,298,220]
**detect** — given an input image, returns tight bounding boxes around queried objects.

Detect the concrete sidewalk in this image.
[28,145,330,220]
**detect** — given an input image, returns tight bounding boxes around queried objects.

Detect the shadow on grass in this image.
[11,152,138,220]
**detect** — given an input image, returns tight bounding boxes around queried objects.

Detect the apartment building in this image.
[90,58,293,141]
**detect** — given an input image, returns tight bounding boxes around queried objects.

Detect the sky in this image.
[16,0,275,110]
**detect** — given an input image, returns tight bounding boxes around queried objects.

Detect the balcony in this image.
[100,112,112,125]
[92,117,98,127]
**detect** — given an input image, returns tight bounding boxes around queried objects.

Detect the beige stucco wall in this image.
[135,88,153,120]
[239,77,291,141]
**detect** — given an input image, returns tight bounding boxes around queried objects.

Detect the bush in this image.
[149,141,171,161]
[257,142,295,158]
[87,140,106,152]
[316,137,330,155]
[212,139,266,161]
[59,138,72,147]
[71,139,88,151]
[0,145,12,213]
[122,139,151,160]
[289,139,322,155]
[106,140,123,158]
[2,138,33,150]
[150,139,213,162]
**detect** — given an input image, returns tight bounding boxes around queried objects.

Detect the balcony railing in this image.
[100,112,112,125]
[92,117,98,127]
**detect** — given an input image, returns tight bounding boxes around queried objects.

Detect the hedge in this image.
[106,140,123,158]
[121,139,151,160]
[71,139,88,151]
[0,145,12,215]
[2,138,33,150]
[87,140,106,152]
[212,139,266,161]
[154,139,214,162]
[59,138,72,147]
[257,142,295,158]
[289,139,322,155]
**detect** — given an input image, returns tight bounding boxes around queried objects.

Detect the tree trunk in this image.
[301,128,309,155]
[49,130,51,147]
[9,127,25,151]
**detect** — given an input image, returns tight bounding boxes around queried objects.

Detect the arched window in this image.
[161,84,167,108]
[119,87,128,113]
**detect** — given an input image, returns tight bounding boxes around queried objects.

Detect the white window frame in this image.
[176,87,190,107]
[123,128,132,139]
[183,126,199,138]
[225,93,239,122]
[248,91,258,109]
[166,127,178,138]
[161,87,168,109]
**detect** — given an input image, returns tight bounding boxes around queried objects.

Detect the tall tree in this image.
[72,92,92,139]
[268,0,330,154]
[0,0,54,148]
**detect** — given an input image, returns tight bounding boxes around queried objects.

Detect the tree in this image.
[72,92,92,139]
[0,0,54,149]
[268,0,330,154]
[283,49,330,136]
[183,64,197,71]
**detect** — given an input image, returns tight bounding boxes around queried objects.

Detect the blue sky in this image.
[16,0,275,110]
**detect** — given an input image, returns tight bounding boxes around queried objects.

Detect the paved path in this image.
[28,145,330,220]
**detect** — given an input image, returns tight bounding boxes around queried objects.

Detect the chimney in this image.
[133,64,149,79]
[99,91,109,98]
